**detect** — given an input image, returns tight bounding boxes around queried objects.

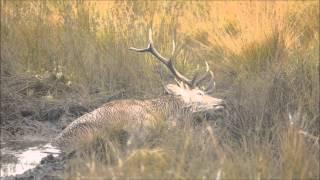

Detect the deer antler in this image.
[129,29,193,87]
[129,29,216,92]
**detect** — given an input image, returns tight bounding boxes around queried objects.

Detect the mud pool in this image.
[0,140,61,178]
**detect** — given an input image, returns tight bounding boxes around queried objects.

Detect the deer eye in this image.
[197,92,204,96]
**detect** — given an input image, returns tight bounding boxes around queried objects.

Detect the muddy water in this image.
[0,140,61,177]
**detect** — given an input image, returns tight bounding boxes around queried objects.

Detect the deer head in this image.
[129,29,225,113]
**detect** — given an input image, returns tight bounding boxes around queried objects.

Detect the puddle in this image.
[0,140,61,177]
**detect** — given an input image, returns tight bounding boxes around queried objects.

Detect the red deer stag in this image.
[53,30,225,150]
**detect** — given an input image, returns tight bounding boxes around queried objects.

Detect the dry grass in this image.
[1,1,319,179]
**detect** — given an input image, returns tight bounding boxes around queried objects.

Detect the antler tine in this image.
[193,72,211,87]
[192,61,211,87]
[204,71,216,93]
[191,61,216,92]
[129,29,193,87]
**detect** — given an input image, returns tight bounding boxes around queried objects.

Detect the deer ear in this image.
[165,84,182,95]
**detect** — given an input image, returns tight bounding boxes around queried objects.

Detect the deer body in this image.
[53,96,183,148]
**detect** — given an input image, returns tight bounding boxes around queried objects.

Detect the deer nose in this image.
[213,99,225,110]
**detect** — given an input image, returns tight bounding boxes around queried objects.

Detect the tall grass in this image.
[1,1,319,179]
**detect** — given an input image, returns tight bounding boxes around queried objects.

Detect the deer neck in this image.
[150,95,188,118]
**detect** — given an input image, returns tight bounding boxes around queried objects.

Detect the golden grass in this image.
[1,1,319,179]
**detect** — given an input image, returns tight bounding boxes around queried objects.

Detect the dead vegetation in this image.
[1,1,319,179]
